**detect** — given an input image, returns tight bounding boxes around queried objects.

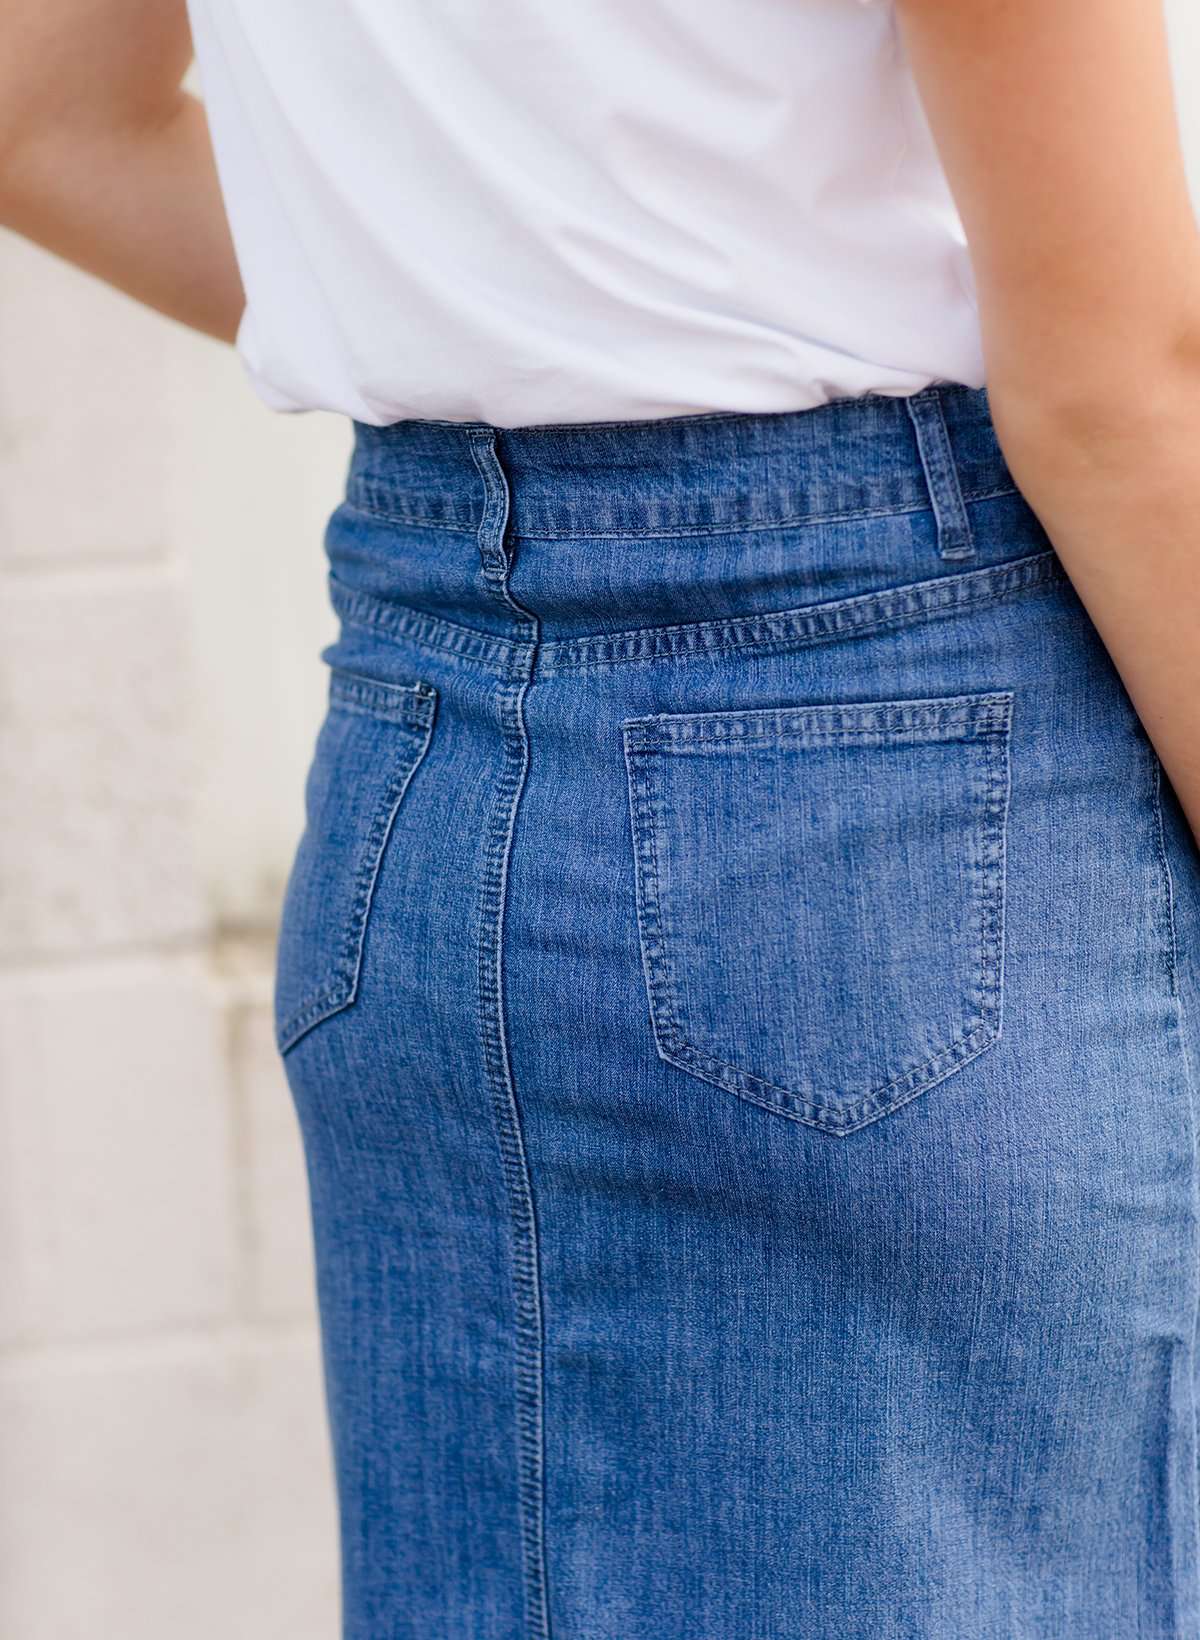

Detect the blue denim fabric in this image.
[275,384,1200,1639]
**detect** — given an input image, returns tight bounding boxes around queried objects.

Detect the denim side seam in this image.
[476,671,550,1640]
[1151,756,1200,1638]
[622,695,1011,1136]
[469,431,552,1640]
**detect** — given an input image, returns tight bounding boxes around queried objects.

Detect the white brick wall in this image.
[0,232,347,1639]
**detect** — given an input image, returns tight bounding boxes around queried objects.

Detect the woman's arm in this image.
[895,0,1200,839]
[0,0,242,340]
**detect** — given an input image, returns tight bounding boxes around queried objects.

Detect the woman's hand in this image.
[896,0,1200,845]
[0,0,243,341]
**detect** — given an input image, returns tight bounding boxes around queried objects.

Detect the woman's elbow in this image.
[987,315,1200,469]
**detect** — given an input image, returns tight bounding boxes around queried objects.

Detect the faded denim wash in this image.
[275,384,1200,1639]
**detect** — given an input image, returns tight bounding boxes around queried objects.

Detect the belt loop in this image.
[468,426,513,582]
[905,388,975,561]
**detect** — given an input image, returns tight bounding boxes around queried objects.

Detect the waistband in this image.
[345,384,1016,544]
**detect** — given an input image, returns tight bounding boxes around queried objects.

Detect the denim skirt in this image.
[274,384,1200,1639]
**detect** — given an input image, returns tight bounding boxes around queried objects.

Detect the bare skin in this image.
[2,0,1199,839]
[895,0,1200,841]
[0,0,241,340]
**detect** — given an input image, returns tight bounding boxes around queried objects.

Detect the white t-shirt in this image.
[186,0,983,428]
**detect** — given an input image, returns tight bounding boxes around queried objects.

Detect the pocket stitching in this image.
[623,692,1012,1135]
[624,691,1012,749]
[327,667,437,730]
[276,679,437,1054]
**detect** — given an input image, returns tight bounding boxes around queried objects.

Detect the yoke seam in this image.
[541,551,1063,674]
[329,575,521,671]
[329,550,1065,681]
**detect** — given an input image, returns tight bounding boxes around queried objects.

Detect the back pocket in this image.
[622,691,1012,1135]
[274,668,437,1054]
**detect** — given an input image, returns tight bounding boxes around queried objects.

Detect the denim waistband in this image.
[345,383,1017,544]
